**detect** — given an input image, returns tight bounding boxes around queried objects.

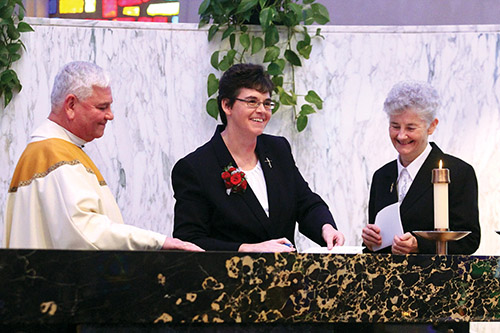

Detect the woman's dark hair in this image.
[217,63,274,125]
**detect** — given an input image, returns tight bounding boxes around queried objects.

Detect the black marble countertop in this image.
[0,250,499,325]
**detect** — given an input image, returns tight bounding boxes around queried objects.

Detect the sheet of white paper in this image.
[301,246,365,254]
[372,202,405,251]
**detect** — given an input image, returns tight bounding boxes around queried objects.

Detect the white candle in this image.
[432,160,450,230]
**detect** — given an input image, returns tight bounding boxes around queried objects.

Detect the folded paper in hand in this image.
[372,202,404,251]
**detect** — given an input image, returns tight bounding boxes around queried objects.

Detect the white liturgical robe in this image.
[3,119,166,250]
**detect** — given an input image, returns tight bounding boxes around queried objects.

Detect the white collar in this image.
[30,119,87,148]
[397,143,432,180]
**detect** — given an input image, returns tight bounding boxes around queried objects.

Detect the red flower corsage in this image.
[221,163,247,195]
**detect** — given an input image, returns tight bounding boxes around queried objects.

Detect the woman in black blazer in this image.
[362,81,480,254]
[172,64,344,252]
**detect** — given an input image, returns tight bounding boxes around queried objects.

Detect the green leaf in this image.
[284,49,302,66]
[0,5,14,20]
[207,74,219,97]
[259,7,273,29]
[236,0,259,14]
[4,88,12,107]
[226,49,237,63]
[7,43,21,54]
[303,0,315,4]
[297,41,312,59]
[303,8,314,25]
[275,58,286,72]
[7,25,20,40]
[263,46,280,63]
[264,25,279,47]
[210,51,219,69]
[300,104,316,116]
[286,3,303,24]
[229,32,235,49]
[311,3,330,25]
[271,75,283,89]
[17,21,34,33]
[218,56,231,71]
[208,25,219,41]
[1,69,15,83]
[315,28,324,39]
[9,53,20,62]
[279,89,296,106]
[296,115,308,132]
[219,50,237,72]
[0,0,8,7]
[18,7,24,20]
[241,25,248,33]
[206,98,219,120]
[239,33,250,50]
[0,46,8,65]
[251,36,263,55]
[198,0,211,14]
[222,26,235,41]
[267,62,283,76]
[302,27,311,44]
[305,90,323,109]
[271,100,280,114]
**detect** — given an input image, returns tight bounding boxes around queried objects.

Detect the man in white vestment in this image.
[3,61,203,251]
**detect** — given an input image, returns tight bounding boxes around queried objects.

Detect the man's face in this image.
[72,86,113,142]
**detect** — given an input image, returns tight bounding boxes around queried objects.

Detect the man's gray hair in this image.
[51,61,110,110]
[383,80,440,125]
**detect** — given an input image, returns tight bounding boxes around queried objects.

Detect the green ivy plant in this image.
[199,0,329,132]
[0,0,33,108]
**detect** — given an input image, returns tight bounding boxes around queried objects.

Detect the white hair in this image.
[383,80,440,125]
[50,61,110,110]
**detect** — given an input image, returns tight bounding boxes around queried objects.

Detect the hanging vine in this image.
[199,0,329,132]
[0,0,34,108]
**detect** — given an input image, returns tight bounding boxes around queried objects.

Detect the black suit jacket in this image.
[367,142,480,254]
[172,126,336,251]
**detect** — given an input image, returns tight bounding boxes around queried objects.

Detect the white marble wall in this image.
[1,19,500,256]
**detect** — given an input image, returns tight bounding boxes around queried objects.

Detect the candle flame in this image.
[439,160,443,169]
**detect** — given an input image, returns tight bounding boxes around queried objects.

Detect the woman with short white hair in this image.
[362,80,480,254]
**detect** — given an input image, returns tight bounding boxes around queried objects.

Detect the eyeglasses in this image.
[235,98,275,110]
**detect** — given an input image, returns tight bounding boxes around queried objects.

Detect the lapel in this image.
[210,126,274,238]
[400,142,443,216]
[383,161,399,206]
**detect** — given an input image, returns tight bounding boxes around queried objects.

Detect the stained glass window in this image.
[49,0,180,22]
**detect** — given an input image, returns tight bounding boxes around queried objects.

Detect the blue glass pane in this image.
[49,0,57,15]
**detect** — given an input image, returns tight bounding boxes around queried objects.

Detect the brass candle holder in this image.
[414,230,471,255]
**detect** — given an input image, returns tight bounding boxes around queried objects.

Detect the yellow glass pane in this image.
[59,0,84,14]
[84,0,97,13]
[147,2,180,16]
[123,6,140,17]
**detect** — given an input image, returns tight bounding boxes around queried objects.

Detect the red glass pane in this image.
[114,17,136,21]
[118,0,142,5]
[138,17,153,22]
[102,0,118,18]
[153,16,169,22]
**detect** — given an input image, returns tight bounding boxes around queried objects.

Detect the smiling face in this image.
[222,88,272,138]
[69,86,114,142]
[389,108,438,166]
